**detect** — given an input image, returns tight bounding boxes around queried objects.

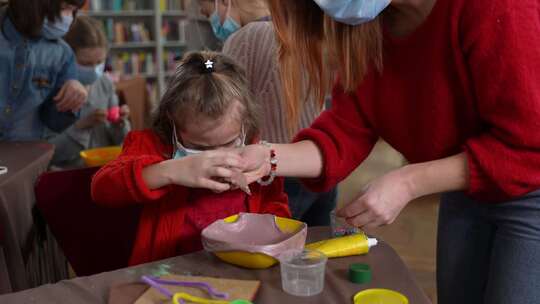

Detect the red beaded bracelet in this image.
[257,141,277,186]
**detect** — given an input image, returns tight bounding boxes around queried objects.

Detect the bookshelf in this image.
[82,0,219,99]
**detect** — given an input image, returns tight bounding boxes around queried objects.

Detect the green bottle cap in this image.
[230,300,253,304]
[348,263,372,284]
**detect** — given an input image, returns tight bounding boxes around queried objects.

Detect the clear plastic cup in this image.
[330,209,360,237]
[279,249,327,297]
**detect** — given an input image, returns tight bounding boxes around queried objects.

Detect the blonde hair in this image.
[267,0,383,128]
[64,16,108,52]
[233,0,269,23]
[152,51,259,144]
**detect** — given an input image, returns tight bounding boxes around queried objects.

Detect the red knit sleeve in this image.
[91,130,178,206]
[293,84,378,192]
[461,0,540,201]
[257,177,292,218]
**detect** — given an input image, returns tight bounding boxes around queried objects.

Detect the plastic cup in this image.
[279,249,327,297]
[330,209,360,237]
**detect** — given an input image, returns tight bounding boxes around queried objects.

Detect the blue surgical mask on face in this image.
[209,0,240,41]
[312,0,391,25]
[77,63,105,85]
[41,14,74,40]
[171,123,246,159]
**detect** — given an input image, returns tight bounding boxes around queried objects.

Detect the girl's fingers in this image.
[53,85,67,102]
[211,167,234,178]
[199,178,231,192]
[211,153,244,169]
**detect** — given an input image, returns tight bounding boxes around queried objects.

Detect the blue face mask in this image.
[41,15,74,40]
[77,63,105,86]
[209,0,240,41]
[171,123,246,159]
[313,0,391,25]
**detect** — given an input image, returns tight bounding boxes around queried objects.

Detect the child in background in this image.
[47,16,130,168]
[92,51,290,266]
[0,0,88,141]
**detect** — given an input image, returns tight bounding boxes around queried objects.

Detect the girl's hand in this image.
[54,80,88,112]
[337,167,415,229]
[164,150,245,192]
[237,144,271,184]
[75,109,107,129]
[119,104,130,121]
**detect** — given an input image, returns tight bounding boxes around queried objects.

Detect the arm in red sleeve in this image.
[293,85,378,192]
[91,130,183,207]
[461,0,540,201]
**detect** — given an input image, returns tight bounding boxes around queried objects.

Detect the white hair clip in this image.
[204,59,214,70]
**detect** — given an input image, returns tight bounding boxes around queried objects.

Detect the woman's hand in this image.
[143,150,246,191]
[236,144,271,184]
[54,80,88,112]
[337,153,469,229]
[337,167,415,229]
[75,109,107,129]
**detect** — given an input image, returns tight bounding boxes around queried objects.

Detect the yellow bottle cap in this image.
[353,289,409,304]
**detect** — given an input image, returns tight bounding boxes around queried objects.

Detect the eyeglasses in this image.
[173,124,246,153]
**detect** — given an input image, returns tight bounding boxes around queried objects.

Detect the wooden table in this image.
[0,142,67,293]
[0,227,431,303]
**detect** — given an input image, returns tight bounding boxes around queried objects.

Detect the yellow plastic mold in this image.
[80,146,122,167]
[210,214,306,269]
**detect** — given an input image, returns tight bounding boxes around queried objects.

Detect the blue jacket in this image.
[0,7,78,141]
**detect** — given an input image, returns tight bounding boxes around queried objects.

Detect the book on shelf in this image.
[88,0,152,11]
[160,0,186,11]
[102,19,152,44]
[109,52,156,78]
[161,19,187,42]
[163,50,182,74]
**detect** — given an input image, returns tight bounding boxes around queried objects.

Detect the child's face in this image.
[76,47,107,67]
[176,100,246,151]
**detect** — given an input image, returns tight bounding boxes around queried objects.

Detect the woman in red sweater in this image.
[91,51,290,266]
[239,0,540,303]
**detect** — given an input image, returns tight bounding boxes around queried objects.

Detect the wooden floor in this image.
[338,141,438,303]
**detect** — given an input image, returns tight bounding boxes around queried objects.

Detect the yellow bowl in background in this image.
[209,214,306,269]
[80,146,122,167]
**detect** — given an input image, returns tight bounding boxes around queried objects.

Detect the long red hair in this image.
[267,0,384,127]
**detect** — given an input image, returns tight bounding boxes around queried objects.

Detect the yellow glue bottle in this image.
[305,233,378,258]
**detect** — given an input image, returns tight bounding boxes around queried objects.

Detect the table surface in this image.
[0,141,56,293]
[0,142,54,185]
[0,227,432,304]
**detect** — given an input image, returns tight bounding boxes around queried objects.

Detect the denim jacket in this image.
[0,7,78,141]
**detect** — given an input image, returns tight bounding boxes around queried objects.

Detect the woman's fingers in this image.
[346,210,374,228]
[337,197,368,219]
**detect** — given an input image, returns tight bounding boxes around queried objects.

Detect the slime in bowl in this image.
[202,213,307,269]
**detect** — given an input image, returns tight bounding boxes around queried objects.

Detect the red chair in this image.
[35,167,140,276]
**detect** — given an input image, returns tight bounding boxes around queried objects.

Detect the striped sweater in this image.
[223,21,322,144]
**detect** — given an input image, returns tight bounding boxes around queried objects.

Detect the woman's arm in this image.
[338,153,468,228]
[241,140,324,182]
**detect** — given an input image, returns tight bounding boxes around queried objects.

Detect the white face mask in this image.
[171,123,246,159]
